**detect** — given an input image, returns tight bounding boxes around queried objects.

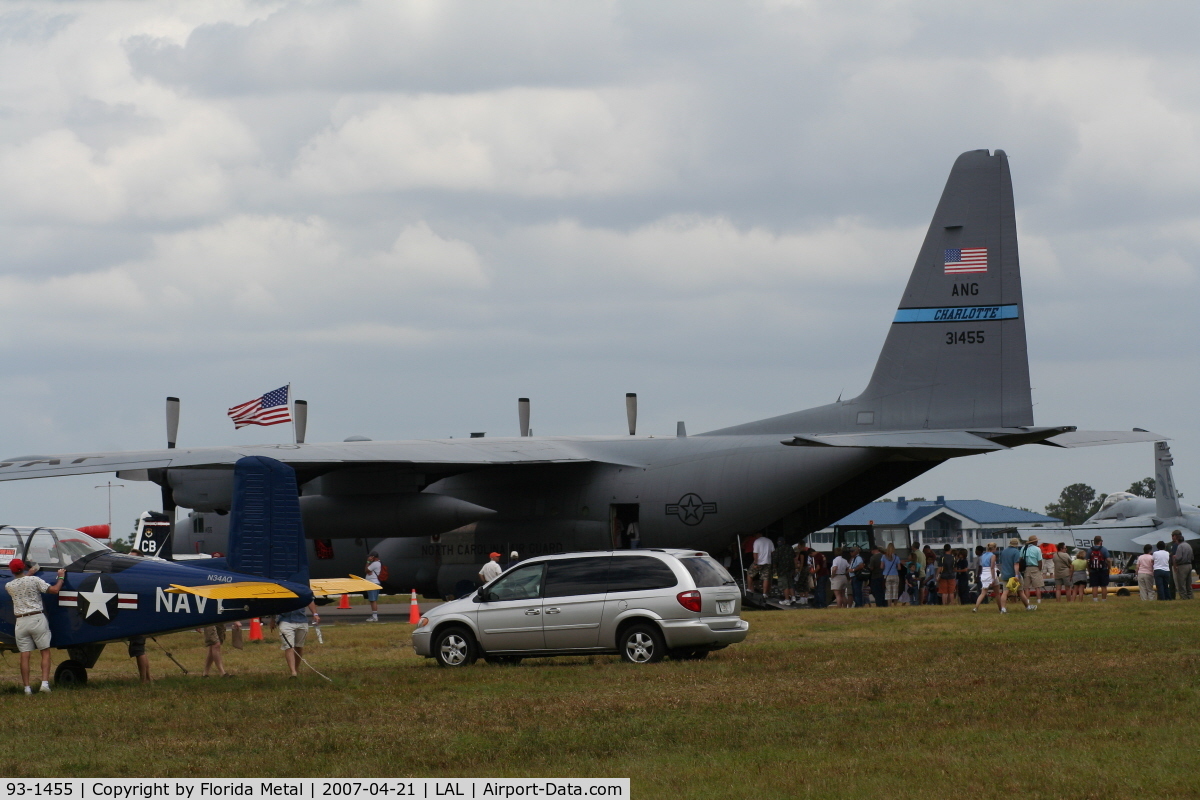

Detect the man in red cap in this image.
[5,559,66,694]
[478,552,503,585]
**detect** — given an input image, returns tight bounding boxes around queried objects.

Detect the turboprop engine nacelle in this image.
[298,493,496,540]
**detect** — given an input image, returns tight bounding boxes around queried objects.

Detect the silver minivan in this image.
[412,549,749,667]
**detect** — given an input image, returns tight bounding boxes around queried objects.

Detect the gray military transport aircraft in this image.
[0,149,1159,598]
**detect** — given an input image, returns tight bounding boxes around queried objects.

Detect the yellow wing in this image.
[165,582,299,599]
[309,575,380,597]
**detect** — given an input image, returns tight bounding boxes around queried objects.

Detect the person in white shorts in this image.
[972,543,1006,614]
[275,602,318,677]
[5,558,66,694]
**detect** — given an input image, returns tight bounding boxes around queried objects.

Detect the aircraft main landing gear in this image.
[55,642,105,688]
[54,660,88,687]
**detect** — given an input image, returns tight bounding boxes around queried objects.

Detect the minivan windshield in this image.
[679,556,736,587]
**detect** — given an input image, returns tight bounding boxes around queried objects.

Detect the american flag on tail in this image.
[228,385,292,429]
[944,247,988,274]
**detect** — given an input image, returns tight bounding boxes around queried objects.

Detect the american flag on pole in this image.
[944,247,988,274]
[227,385,292,429]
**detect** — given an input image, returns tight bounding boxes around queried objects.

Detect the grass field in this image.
[2,599,1197,798]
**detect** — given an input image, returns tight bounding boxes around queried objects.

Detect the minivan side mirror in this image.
[473,591,490,603]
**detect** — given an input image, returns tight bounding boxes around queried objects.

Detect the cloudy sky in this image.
[1,0,1198,534]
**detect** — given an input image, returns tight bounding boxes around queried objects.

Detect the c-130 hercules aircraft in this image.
[0,150,1158,598]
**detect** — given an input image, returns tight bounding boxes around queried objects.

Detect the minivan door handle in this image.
[544,607,561,614]
[524,608,541,615]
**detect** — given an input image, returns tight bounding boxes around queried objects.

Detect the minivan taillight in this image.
[677,590,702,613]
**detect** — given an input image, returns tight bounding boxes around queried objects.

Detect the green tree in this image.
[1127,477,1155,498]
[1045,483,1104,525]
[109,536,132,554]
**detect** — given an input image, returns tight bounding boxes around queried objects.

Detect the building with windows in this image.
[809,496,1061,551]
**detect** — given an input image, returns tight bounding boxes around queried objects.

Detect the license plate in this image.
[717,600,733,614]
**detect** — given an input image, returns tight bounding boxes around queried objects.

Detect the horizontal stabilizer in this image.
[166,582,300,600]
[309,576,380,597]
[1041,430,1166,448]
[782,431,1007,450]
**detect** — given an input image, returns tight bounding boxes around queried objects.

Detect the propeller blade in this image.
[159,483,177,561]
[518,398,530,437]
[165,397,180,449]
[626,393,637,436]
[294,399,308,444]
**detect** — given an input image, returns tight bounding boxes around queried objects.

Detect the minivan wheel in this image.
[433,626,478,667]
[620,623,666,664]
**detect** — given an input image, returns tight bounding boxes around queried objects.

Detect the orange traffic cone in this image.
[409,589,421,624]
[338,593,351,610]
[249,617,263,641]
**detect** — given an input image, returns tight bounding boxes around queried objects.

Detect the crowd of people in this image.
[744,530,1197,611]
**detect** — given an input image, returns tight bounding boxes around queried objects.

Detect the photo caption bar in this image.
[0,780,629,800]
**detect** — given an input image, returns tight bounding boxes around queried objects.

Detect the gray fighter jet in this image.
[1020,441,1199,555]
[0,150,1159,596]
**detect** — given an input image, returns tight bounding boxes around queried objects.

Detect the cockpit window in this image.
[0,526,112,571]
[1099,492,1136,512]
[1088,492,1139,521]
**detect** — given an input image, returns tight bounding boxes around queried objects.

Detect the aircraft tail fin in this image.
[226,456,309,585]
[855,148,1032,430]
[1154,441,1183,519]
[707,149,1033,436]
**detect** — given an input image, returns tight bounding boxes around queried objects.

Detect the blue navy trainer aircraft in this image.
[0,456,372,686]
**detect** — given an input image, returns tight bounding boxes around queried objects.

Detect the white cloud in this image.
[502,215,923,293]
[291,87,685,196]
[0,215,486,349]
[992,54,1200,198]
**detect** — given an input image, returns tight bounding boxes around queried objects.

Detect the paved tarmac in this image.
[314,602,435,624]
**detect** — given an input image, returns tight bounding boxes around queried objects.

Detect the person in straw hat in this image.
[1019,534,1044,610]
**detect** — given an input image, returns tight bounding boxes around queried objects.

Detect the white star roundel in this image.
[71,574,125,626]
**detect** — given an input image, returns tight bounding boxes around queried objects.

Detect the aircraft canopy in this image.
[0,525,112,570]
[1089,492,1142,521]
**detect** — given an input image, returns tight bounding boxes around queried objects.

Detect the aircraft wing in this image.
[309,576,381,597]
[1039,430,1167,448]
[0,438,639,483]
[782,431,1009,450]
[166,582,300,599]
[782,427,1167,451]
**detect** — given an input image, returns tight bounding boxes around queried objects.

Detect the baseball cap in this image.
[510,551,518,559]
[8,558,25,573]
[489,552,502,558]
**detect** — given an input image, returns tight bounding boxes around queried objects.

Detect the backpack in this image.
[377,562,390,583]
[1087,547,1107,571]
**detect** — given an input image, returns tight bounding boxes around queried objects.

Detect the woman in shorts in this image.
[972,542,1005,613]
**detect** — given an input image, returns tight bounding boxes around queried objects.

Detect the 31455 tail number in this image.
[946,330,985,345]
